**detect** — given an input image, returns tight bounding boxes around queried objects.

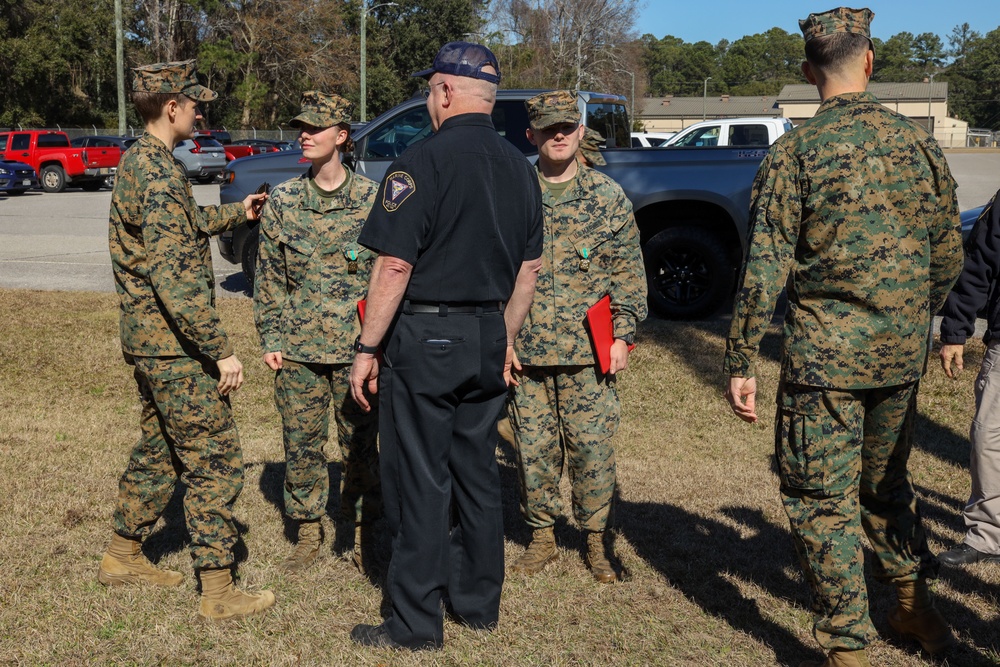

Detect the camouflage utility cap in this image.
[799,7,874,45]
[580,127,606,166]
[132,60,217,102]
[411,41,501,85]
[290,91,354,129]
[526,90,580,131]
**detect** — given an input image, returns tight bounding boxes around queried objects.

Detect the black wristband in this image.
[353,335,379,355]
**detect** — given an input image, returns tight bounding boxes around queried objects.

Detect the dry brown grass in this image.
[0,288,997,666]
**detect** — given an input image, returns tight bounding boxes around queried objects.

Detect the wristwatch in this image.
[614,333,636,346]
[353,335,379,355]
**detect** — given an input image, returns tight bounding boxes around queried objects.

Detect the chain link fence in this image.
[6,126,301,142]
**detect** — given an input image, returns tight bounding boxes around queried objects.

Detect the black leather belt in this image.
[404,300,504,315]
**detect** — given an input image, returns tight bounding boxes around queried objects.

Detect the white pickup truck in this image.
[664,117,792,148]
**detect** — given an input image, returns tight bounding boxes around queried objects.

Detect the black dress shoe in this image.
[350,623,441,651]
[939,543,1000,566]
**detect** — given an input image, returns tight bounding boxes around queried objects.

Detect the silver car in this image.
[173,135,227,183]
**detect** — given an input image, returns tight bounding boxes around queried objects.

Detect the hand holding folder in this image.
[585,295,634,374]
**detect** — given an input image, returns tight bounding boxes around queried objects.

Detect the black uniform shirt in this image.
[359,113,543,302]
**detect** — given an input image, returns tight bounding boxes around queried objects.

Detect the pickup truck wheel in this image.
[644,227,734,320]
[40,165,67,193]
[241,227,260,289]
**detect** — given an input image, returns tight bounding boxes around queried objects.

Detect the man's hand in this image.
[243,192,268,220]
[940,343,965,379]
[216,355,244,396]
[504,346,522,387]
[350,353,380,412]
[609,339,630,375]
[263,351,283,371]
[726,376,758,423]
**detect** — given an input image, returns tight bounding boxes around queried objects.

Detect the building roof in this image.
[776,81,948,103]
[639,95,780,119]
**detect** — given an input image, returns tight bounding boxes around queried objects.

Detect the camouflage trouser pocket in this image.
[776,387,827,492]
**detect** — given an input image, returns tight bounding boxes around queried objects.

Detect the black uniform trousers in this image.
[378,307,508,647]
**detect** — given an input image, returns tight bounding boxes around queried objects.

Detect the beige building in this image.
[639,82,968,148]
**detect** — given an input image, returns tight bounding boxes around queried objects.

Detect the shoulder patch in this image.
[382,171,416,212]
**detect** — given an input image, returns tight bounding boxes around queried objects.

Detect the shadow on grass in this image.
[219,271,251,296]
[616,498,820,666]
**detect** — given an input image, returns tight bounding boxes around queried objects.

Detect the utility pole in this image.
[615,69,635,127]
[360,2,398,123]
[115,0,125,134]
[703,77,712,121]
[925,72,935,134]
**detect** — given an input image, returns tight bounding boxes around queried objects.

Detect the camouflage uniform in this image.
[724,10,963,651]
[508,91,647,533]
[109,61,248,571]
[253,92,381,525]
[578,127,606,167]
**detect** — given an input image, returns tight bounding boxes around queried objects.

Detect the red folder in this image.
[585,295,634,374]
[358,299,366,323]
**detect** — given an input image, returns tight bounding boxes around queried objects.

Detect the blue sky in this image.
[637,0,996,45]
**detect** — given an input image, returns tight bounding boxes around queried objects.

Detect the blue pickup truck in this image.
[218,90,767,319]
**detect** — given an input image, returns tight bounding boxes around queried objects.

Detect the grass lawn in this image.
[0,288,997,666]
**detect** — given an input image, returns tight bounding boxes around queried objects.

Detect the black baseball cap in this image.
[411,41,501,85]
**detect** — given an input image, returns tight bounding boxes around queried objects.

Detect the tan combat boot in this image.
[510,526,558,574]
[280,520,323,572]
[98,534,184,587]
[888,579,955,655]
[799,648,872,667]
[198,568,275,621]
[584,530,623,583]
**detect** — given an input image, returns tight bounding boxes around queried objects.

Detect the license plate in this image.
[98,168,113,175]
[22,179,31,186]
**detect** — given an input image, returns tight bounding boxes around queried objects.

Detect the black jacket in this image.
[940,188,1000,345]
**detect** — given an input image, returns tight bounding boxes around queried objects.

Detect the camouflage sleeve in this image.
[923,141,964,313]
[724,144,800,377]
[142,177,232,360]
[608,190,648,335]
[195,202,247,236]
[252,196,287,353]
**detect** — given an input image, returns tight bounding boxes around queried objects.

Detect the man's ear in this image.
[864,49,874,78]
[801,61,818,86]
[526,128,537,147]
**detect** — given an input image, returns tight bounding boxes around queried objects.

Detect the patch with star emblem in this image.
[382,171,416,212]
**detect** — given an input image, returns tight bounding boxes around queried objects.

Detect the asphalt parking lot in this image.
[1,151,998,297]
[0,183,251,296]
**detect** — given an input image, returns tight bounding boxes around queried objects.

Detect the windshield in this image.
[586,103,629,149]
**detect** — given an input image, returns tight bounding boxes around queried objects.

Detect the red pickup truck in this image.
[198,131,255,162]
[0,130,120,192]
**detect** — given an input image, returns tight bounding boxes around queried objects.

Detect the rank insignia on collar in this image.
[382,171,416,212]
